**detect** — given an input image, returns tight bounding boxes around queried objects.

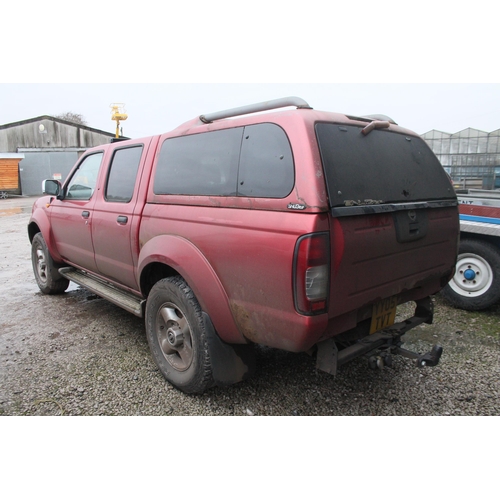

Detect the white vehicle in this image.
[442,189,500,310]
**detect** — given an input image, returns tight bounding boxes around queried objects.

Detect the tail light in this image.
[293,233,330,315]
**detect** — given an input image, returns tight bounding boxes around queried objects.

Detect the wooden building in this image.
[0,153,24,197]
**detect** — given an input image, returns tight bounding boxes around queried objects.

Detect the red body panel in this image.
[329,208,459,317]
[138,204,330,350]
[49,197,99,273]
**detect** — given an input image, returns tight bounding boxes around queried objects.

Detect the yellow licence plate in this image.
[369,296,398,334]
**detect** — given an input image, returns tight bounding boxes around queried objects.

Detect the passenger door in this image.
[49,152,104,272]
[91,140,152,291]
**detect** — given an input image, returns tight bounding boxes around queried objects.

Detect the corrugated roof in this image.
[422,127,496,136]
[0,115,116,137]
[0,153,25,159]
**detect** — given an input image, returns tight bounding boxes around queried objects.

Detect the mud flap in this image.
[316,339,338,375]
[202,312,255,387]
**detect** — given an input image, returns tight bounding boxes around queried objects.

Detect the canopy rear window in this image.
[315,123,455,208]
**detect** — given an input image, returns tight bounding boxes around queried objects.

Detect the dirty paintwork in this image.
[26,98,459,392]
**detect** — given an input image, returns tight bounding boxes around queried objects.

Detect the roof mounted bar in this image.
[362,114,398,125]
[199,96,312,124]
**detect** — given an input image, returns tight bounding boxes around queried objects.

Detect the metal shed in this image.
[0,116,119,195]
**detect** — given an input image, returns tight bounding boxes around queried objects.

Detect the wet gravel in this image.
[1,196,499,416]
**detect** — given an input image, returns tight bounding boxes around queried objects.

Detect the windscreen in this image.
[315,123,455,208]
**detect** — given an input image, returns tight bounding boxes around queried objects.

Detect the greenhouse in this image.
[421,128,500,189]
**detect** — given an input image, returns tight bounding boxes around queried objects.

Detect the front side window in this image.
[105,146,143,202]
[66,153,103,200]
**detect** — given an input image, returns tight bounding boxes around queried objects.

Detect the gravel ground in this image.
[1,196,499,416]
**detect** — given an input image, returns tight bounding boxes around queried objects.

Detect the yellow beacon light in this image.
[110,103,128,138]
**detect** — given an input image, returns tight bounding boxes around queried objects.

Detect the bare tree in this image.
[56,112,87,125]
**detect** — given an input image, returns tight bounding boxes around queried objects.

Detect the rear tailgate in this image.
[315,122,459,323]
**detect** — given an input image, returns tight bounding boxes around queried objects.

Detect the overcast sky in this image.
[2,3,498,142]
[1,83,499,139]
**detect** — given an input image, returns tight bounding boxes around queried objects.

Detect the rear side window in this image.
[105,146,143,203]
[238,123,294,198]
[315,123,455,208]
[154,123,294,198]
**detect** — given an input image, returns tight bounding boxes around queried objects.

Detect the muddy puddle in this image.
[0,197,34,217]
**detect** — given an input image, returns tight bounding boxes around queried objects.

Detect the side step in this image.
[58,267,145,317]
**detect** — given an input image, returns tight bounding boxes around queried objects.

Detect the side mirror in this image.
[42,179,62,197]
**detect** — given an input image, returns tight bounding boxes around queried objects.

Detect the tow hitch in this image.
[393,344,443,368]
[367,344,443,371]
[316,297,444,375]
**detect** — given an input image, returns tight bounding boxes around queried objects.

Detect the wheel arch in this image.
[138,235,245,344]
[460,231,500,250]
[28,209,64,262]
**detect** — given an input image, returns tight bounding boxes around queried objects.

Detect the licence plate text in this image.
[369,296,398,334]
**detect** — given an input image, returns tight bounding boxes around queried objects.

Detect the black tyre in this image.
[441,238,500,311]
[145,276,215,394]
[31,233,70,294]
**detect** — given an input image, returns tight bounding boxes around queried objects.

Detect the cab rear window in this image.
[315,123,455,208]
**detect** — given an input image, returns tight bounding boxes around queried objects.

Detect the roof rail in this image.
[362,114,398,125]
[199,96,312,124]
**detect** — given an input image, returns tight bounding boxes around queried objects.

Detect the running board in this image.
[58,267,145,317]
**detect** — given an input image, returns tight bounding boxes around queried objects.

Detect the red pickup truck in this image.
[28,97,459,393]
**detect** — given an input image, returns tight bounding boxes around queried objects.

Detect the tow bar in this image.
[393,344,443,368]
[316,297,443,375]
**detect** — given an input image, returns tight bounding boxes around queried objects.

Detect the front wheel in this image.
[31,233,70,294]
[441,238,500,311]
[145,276,215,394]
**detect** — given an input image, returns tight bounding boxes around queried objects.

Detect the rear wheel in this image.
[31,233,69,294]
[441,238,500,311]
[145,276,214,394]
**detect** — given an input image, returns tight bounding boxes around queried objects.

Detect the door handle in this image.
[82,211,90,218]
[117,215,128,224]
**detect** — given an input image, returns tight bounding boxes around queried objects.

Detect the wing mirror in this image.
[42,179,62,197]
